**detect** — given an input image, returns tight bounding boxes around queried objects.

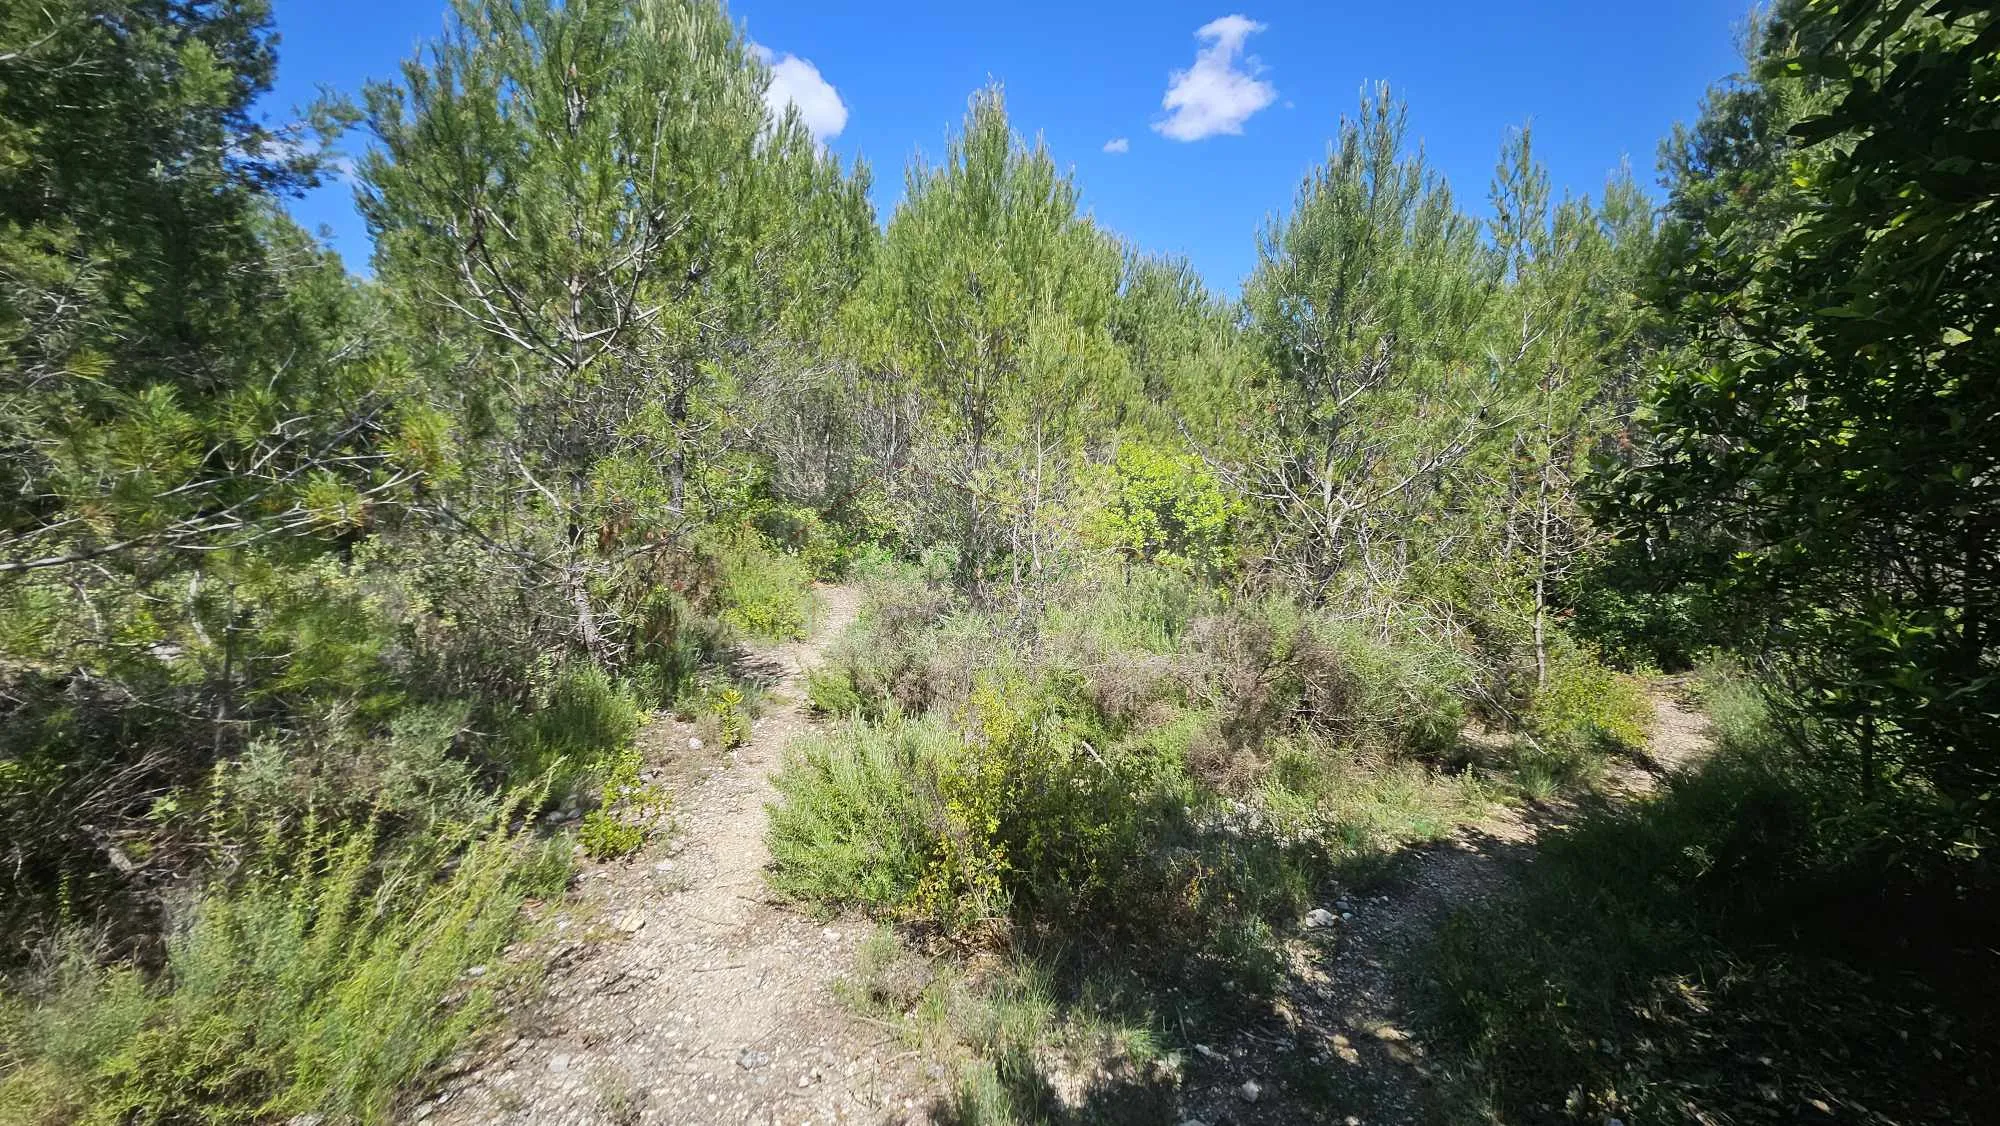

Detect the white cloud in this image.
[1103,137,1130,153]
[1153,15,1276,142]
[750,44,848,142]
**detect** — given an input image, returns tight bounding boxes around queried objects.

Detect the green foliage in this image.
[578,747,668,861]
[1089,443,1238,578]
[1421,743,1994,1124]
[689,681,751,749]
[846,86,1130,589]
[717,541,817,642]
[1527,643,1652,755]
[577,813,644,862]
[500,662,643,794]
[805,665,869,718]
[1604,0,2000,840]
[768,719,950,916]
[0,817,569,1126]
[1187,596,1477,763]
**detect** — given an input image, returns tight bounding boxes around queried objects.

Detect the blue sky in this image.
[264,0,1752,294]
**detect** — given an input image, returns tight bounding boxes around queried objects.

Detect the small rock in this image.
[1607,1120,1626,1126]
[1304,908,1338,929]
[1238,1079,1262,1103]
[464,964,487,978]
[548,1053,572,1073]
[822,928,839,941]
[614,911,647,934]
[738,1049,772,1070]
[653,860,675,872]
[1179,1120,1210,1126]
[688,737,704,751]
[1194,1043,1226,1063]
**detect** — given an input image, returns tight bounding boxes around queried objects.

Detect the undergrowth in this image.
[0,813,569,1126]
[1419,675,1997,1124]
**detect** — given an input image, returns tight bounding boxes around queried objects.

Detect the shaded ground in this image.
[426,584,946,1126]
[1167,691,1714,1126]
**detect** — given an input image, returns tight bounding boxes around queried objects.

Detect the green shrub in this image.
[805,665,869,717]
[577,747,668,860]
[773,670,1209,937]
[717,542,816,641]
[1189,599,1475,764]
[1526,641,1652,755]
[0,816,569,1125]
[1260,737,1492,858]
[767,719,948,915]
[500,661,643,794]
[1698,663,1784,756]
[1088,442,1240,579]
[770,672,1153,933]
[688,681,750,748]
[578,812,645,860]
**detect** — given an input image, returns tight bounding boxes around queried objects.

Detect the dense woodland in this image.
[0,0,1993,1122]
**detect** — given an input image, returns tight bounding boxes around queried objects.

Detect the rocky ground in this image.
[425,584,945,1126]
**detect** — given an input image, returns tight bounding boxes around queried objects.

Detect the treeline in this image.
[0,0,1992,1122]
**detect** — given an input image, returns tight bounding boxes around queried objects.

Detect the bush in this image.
[577,747,668,861]
[1185,599,1474,764]
[717,541,816,641]
[1087,442,1239,578]
[687,681,750,748]
[1526,642,1652,755]
[0,816,569,1126]
[498,661,643,794]
[767,718,949,916]
[771,667,1181,936]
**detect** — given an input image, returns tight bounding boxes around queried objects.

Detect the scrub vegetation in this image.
[0,0,1991,1122]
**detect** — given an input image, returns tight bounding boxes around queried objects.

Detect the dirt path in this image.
[1175,689,1715,1126]
[426,584,938,1126]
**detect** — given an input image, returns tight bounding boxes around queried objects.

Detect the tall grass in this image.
[0,815,569,1126]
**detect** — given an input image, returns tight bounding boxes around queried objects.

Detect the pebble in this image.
[688,737,704,751]
[738,1049,773,1070]
[614,911,647,934]
[1238,1080,1262,1103]
[1304,907,1338,929]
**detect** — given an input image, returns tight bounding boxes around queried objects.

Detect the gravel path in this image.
[425,584,940,1126]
